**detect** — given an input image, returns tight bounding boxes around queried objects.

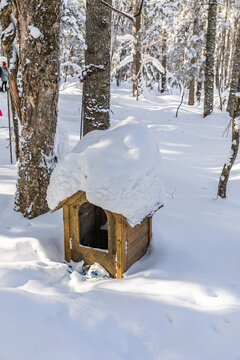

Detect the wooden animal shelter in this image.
[52,190,153,278]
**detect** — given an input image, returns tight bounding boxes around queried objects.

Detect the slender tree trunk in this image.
[196,71,203,103]
[10,94,20,160]
[217,18,240,199]
[203,0,217,117]
[227,16,240,117]
[215,52,220,90]
[224,1,230,90]
[188,15,199,106]
[196,17,208,104]
[188,77,195,106]
[161,28,167,93]
[217,94,240,198]
[82,0,112,135]
[226,22,236,90]
[219,2,228,93]
[0,0,21,136]
[14,0,61,218]
[132,0,142,98]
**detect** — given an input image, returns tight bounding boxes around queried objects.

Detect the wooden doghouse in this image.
[52,190,153,278]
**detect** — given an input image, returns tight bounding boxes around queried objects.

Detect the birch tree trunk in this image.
[203,0,217,117]
[188,14,199,106]
[227,16,240,117]
[82,0,112,135]
[226,18,237,91]
[132,0,142,98]
[217,18,240,199]
[14,0,61,218]
[217,93,240,198]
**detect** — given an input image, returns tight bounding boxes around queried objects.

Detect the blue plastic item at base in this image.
[90,271,99,278]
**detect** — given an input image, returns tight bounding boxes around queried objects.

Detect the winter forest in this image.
[0,0,240,358]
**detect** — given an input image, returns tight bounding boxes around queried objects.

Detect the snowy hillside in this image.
[0,83,240,359]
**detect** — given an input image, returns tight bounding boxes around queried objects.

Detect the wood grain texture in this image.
[63,205,71,262]
[60,191,152,278]
[126,218,149,269]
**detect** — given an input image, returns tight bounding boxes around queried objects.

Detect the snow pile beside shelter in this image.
[47,117,164,226]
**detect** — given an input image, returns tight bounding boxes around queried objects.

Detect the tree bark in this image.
[10,93,20,160]
[188,15,199,106]
[132,0,142,98]
[0,0,21,151]
[161,28,167,93]
[203,0,217,117]
[225,19,237,91]
[227,16,240,117]
[82,0,112,135]
[14,0,61,218]
[217,94,240,198]
[217,18,240,199]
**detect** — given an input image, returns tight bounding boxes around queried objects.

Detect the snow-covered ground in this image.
[0,83,240,360]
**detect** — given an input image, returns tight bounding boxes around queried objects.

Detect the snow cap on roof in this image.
[47,117,164,226]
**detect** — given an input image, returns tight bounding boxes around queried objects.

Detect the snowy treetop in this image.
[47,118,164,226]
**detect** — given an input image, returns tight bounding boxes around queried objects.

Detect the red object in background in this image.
[0,109,3,116]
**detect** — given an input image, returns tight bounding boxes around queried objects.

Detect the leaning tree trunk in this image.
[132,0,142,98]
[203,0,217,117]
[227,16,240,118]
[82,0,112,135]
[217,18,240,199]
[217,91,240,198]
[14,0,61,218]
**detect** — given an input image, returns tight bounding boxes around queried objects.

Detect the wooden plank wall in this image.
[126,218,150,270]
[62,190,152,278]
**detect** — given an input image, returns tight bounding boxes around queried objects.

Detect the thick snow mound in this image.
[47,117,164,226]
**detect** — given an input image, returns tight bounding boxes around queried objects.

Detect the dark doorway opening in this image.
[79,203,108,250]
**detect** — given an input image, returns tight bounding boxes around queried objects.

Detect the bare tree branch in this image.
[98,0,134,22]
[99,0,145,21]
[134,0,144,18]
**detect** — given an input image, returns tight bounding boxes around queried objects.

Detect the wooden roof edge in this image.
[124,204,164,228]
[51,192,163,224]
[50,190,86,213]
[50,198,68,213]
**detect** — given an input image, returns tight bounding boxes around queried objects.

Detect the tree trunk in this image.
[188,15,199,106]
[225,19,237,91]
[223,0,230,90]
[217,94,240,198]
[161,28,167,93]
[82,0,112,135]
[10,93,20,160]
[217,18,240,199]
[188,78,195,106]
[203,0,217,117]
[227,16,240,117]
[132,0,142,98]
[0,1,21,123]
[14,0,61,218]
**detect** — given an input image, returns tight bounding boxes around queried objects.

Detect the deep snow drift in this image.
[0,83,240,360]
[48,117,164,226]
